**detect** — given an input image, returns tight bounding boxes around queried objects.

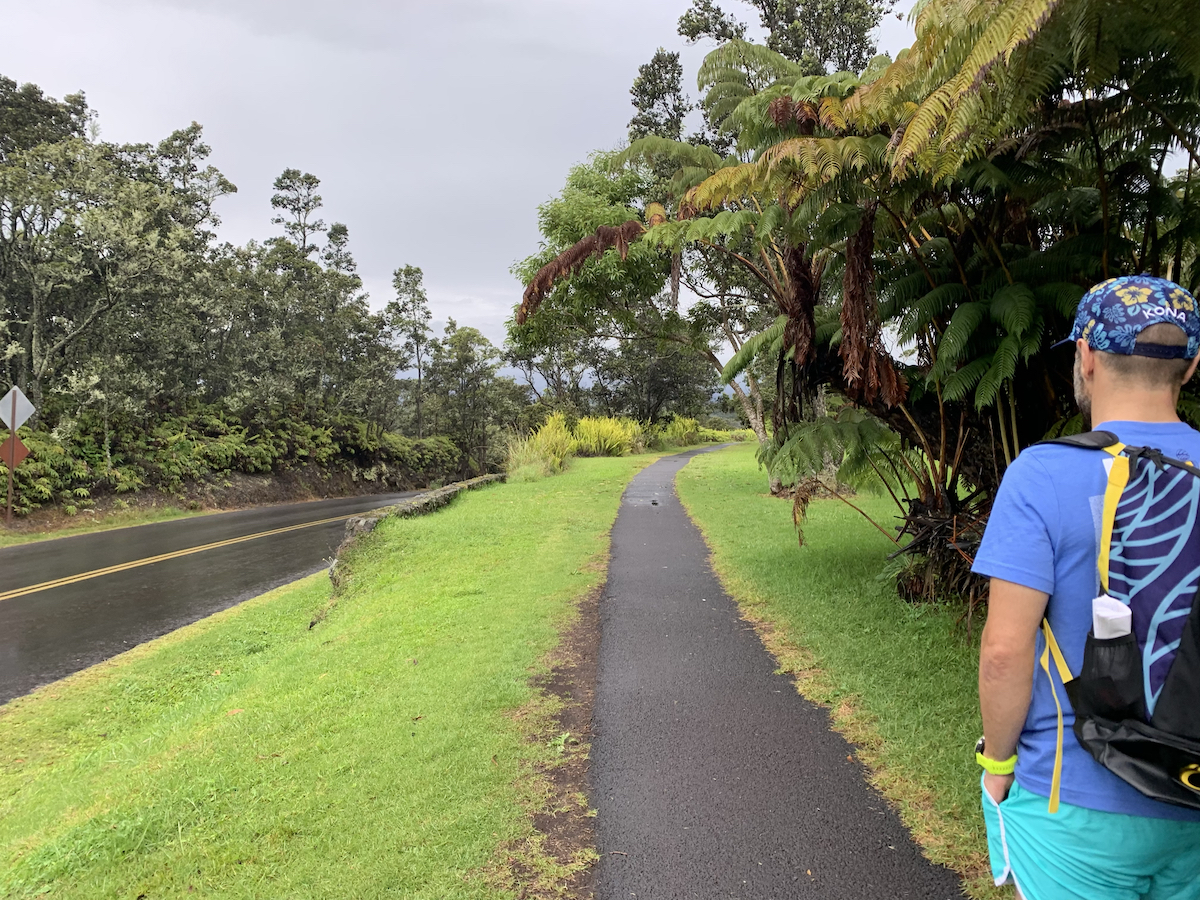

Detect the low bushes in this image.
[2,408,461,516]
[532,413,576,467]
[504,413,575,482]
[657,415,700,447]
[646,416,750,450]
[572,417,642,457]
[504,414,748,480]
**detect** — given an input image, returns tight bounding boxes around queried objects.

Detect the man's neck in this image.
[1091,385,1182,427]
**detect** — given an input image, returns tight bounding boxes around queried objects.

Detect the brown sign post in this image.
[1,387,35,525]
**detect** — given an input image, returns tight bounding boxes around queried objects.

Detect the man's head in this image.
[1066,276,1200,421]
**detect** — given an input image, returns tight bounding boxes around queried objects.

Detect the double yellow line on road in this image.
[0,513,356,603]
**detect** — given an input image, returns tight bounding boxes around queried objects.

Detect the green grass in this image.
[676,444,998,898]
[0,504,205,549]
[0,455,656,899]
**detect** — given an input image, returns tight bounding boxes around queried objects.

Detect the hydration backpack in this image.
[1038,430,1200,811]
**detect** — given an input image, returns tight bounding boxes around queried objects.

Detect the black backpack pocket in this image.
[1074,716,1200,810]
[1064,631,1146,723]
[1066,630,1200,809]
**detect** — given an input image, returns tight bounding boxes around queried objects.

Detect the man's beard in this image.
[1074,353,1092,428]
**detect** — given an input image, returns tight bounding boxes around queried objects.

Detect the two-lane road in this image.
[0,492,419,703]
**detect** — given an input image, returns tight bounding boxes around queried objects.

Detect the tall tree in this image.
[629,49,692,142]
[593,328,720,421]
[677,0,747,45]
[426,319,521,477]
[0,137,189,410]
[0,75,89,163]
[270,169,325,255]
[677,0,893,74]
[388,265,433,437]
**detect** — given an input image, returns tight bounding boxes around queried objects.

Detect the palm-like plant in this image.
[517,0,1200,602]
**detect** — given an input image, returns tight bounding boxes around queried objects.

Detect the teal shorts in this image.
[982,774,1200,900]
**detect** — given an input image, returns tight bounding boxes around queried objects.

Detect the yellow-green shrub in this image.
[504,432,555,482]
[660,415,700,447]
[505,413,576,481]
[625,419,648,453]
[573,417,636,457]
[532,413,575,467]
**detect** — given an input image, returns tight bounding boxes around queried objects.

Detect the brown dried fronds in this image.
[518,220,646,324]
[778,243,818,369]
[767,96,820,134]
[839,205,906,408]
[791,477,824,548]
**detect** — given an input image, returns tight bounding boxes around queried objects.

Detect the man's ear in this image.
[1076,339,1096,378]
[1184,354,1200,386]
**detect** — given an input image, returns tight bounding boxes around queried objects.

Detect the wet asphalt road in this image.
[0,492,418,703]
[590,450,964,899]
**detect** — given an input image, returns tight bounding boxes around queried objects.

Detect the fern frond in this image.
[722,315,787,383]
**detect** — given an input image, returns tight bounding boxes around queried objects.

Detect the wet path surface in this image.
[0,492,417,703]
[590,450,963,899]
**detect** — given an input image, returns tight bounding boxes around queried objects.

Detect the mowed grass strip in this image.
[0,456,652,899]
[676,444,1000,899]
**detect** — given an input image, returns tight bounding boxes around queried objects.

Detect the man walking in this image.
[973,275,1200,899]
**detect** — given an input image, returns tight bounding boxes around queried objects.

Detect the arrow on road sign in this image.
[0,387,34,430]
[0,434,28,471]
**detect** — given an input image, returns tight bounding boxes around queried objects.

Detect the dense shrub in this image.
[657,417,700,448]
[504,413,576,481]
[504,433,557,482]
[644,415,746,450]
[504,413,747,482]
[3,408,461,516]
[531,413,575,470]
[573,417,639,457]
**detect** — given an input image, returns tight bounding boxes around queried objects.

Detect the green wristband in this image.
[976,751,1017,776]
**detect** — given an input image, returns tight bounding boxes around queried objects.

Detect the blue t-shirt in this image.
[973,419,1200,821]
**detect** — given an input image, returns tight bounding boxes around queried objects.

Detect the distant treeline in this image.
[0,76,727,514]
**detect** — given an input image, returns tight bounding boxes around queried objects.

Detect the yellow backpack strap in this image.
[1098,443,1127,593]
[1039,619,1075,814]
[1033,440,1123,814]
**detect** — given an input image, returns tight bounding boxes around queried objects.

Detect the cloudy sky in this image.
[5,0,916,346]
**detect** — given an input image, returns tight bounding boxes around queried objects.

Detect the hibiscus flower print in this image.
[1101,303,1127,323]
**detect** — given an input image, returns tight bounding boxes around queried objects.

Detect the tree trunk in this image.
[415,356,424,439]
[670,251,681,310]
[720,360,783,494]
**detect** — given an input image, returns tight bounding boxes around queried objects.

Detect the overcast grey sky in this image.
[4,0,916,346]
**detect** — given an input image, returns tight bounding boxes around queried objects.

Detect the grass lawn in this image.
[0,455,656,899]
[0,505,205,549]
[677,444,999,899]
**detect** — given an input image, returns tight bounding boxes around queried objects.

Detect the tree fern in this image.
[722,315,787,383]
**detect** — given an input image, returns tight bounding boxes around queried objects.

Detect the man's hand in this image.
[983,771,1014,804]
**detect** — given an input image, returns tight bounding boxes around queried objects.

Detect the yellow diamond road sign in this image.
[0,387,34,431]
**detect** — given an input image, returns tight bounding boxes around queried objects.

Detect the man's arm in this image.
[979,577,1050,802]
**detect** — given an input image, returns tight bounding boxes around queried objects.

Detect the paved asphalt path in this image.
[0,491,418,703]
[590,449,963,899]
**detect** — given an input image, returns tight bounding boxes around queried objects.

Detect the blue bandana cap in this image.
[1062,275,1200,359]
